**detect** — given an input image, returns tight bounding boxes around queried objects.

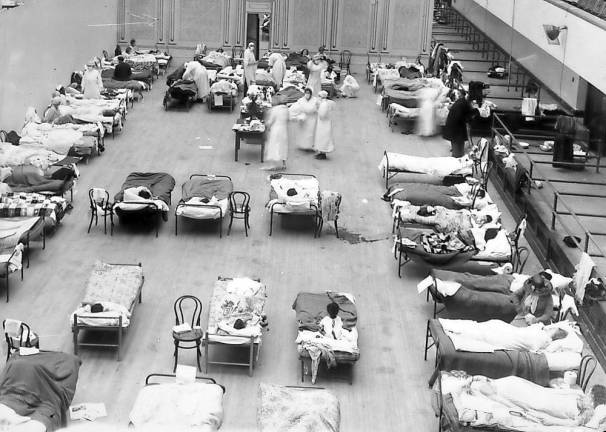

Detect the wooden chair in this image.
[3,319,38,361]
[88,188,113,235]
[578,355,597,391]
[0,130,7,142]
[227,191,251,236]
[339,50,352,76]
[231,46,244,67]
[172,295,204,372]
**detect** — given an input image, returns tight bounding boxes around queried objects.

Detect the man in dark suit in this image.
[113,56,132,81]
[443,90,478,157]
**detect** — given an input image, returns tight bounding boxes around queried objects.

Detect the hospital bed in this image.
[423,318,584,388]
[205,276,267,376]
[5,165,76,200]
[113,172,176,237]
[380,151,475,189]
[385,181,491,211]
[20,121,101,160]
[63,95,126,137]
[434,370,601,432]
[163,79,197,111]
[0,351,80,432]
[208,80,238,112]
[292,292,360,384]
[71,261,144,360]
[129,373,224,431]
[175,174,233,237]
[258,383,340,432]
[266,173,322,237]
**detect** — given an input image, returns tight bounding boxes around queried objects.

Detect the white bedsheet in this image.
[176,198,228,220]
[0,404,45,432]
[267,177,319,213]
[71,301,131,327]
[379,152,473,177]
[129,382,223,432]
[473,228,511,261]
[296,327,359,353]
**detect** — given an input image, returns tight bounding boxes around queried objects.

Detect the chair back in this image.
[174,295,202,328]
[3,319,34,351]
[0,130,7,142]
[577,355,597,392]
[229,191,250,213]
[340,50,352,69]
[89,188,110,211]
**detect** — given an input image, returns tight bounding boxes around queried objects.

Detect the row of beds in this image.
[0,268,352,431]
[0,52,170,301]
[379,143,604,430]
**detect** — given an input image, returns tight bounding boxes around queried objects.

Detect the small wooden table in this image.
[233,119,265,162]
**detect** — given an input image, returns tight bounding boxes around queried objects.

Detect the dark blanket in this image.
[168,80,197,100]
[285,52,309,69]
[181,176,233,201]
[0,352,81,431]
[274,86,304,105]
[6,165,71,194]
[429,319,549,385]
[388,183,464,209]
[166,65,186,86]
[431,285,519,322]
[115,172,175,205]
[432,269,515,294]
[292,292,357,332]
[384,88,420,108]
[102,78,145,92]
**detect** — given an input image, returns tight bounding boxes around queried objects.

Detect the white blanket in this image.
[296,327,359,353]
[114,187,169,213]
[439,319,583,354]
[379,152,473,177]
[72,301,131,327]
[129,383,223,432]
[267,177,319,212]
[176,197,228,220]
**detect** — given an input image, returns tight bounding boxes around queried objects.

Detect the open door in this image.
[246,14,260,58]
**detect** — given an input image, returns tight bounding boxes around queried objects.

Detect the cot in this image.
[113,172,176,237]
[266,173,322,237]
[129,373,224,431]
[258,383,340,432]
[63,95,126,137]
[0,192,68,229]
[380,151,475,189]
[175,174,233,237]
[208,80,238,112]
[292,292,360,384]
[71,261,144,360]
[5,165,76,200]
[163,79,197,110]
[423,318,583,388]
[20,122,101,159]
[0,351,80,431]
[434,370,602,432]
[205,276,267,376]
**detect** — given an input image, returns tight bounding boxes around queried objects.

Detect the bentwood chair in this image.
[578,355,597,391]
[3,319,39,361]
[172,295,204,372]
[339,50,352,76]
[228,191,251,236]
[88,188,113,235]
[0,130,7,142]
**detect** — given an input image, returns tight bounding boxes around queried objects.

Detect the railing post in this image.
[553,193,558,214]
[551,211,557,230]
[585,233,590,253]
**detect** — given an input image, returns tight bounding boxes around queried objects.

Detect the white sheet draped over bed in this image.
[379,152,473,177]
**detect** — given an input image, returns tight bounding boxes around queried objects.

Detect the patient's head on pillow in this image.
[546,327,568,341]
[91,303,104,313]
[138,189,152,199]
[326,302,340,319]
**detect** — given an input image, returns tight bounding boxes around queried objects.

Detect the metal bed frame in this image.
[268,173,323,238]
[204,276,265,377]
[207,90,237,112]
[72,262,143,361]
[144,373,225,393]
[175,174,232,237]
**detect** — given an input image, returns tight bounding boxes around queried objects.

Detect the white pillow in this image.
[545,270,572,290]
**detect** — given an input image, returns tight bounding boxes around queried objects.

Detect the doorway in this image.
[584,83,606,155]
[246,13,271,58]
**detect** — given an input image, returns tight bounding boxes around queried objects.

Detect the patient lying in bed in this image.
[441,371,606,430]
[114,186,170,213]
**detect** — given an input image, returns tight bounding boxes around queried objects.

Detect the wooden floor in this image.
[4,73,589,431]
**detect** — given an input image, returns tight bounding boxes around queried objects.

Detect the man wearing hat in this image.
[243,42,258,94]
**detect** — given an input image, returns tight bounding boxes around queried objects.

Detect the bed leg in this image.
[249,340,254,377]
[269,210,274,236]
[334,221,339,239]
[173,340,179,373]
[204,334,209,374]
[117,317,122,361]
[398,249,402,278]
[5,269,9,303]
[428,367,439,388]
[175,214,178,236]
[301,359,305,383]
[196,341,202,372]
[219,219,222,238]
[73,316,78,356]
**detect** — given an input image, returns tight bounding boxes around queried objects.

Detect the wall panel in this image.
[175,0,223,46]
[338,0,369,51]
[289,0,323,50]
[0,0,117,130]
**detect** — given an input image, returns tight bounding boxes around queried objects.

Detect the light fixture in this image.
[543,24,567,45]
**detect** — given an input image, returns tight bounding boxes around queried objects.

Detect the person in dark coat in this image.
[443,90,478,157]
[113,56,132,81]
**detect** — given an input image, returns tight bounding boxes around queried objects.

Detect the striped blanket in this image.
[0,193,67,222]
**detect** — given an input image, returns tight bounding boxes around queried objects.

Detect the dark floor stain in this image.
[338,228,391,245]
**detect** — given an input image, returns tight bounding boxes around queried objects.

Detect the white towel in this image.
[574,252,595,302]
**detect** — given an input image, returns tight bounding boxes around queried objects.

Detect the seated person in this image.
[319,302,351,340]
[113,56,132,81]
[514,272,554,325]
[124,46,133,58]
[43,97,74,125]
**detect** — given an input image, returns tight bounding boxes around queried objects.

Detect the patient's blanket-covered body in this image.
[0,352,80,431]
[258,383,340,432]
[114,172,176,221]
[267,175,319,213]
[379,152,473,178]
[129,382,224,431]
[177,176,233,220]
